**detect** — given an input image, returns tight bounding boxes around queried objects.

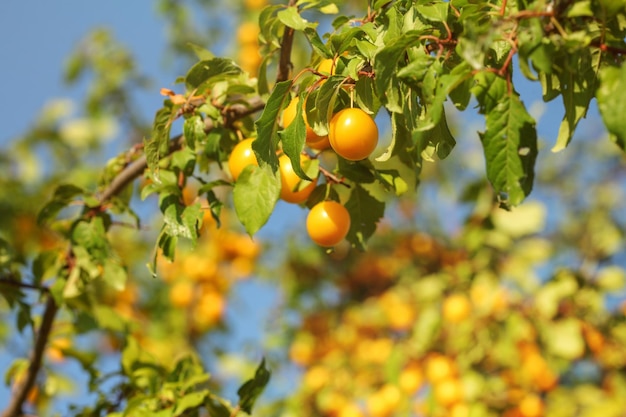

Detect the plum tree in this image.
[1,0,626,416]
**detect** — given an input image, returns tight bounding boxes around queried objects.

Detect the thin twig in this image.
[0,277,49,293]
[97,96,265,205]
[1,295,58,417]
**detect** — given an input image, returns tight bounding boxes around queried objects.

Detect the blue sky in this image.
[0,1,171,144]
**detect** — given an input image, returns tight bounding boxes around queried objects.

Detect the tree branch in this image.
[275,0,298,83]
[0,277,49,293]
[1,295,58,417]
[98,95,265,205]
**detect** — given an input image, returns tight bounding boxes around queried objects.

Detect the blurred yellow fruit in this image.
[237,21,259,45]
[47,337,72,363]
[399,363,424,394]
[304,365,330,391]
[449,403,470,417]
[366,384,401,417]
[518,393,544,417]
[434,377,464,407]
[169,280,195,308]
[193,291,225,329]
[442,293,472,323]
[379,291,416,331]
[238,44,262,74]
[290,336,315,366]
[426,354,456,383]
[339,403,365,417]
[244,0,267,10]
[357,337,393,364]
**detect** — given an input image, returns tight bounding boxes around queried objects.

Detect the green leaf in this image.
[161,199,203,244]
[355,76,381,115]
[552,51,598,152]
[345,184,385,249]
[478,80,538,206]
[415,2,448,23]
[32,250,62,286]
[303,27,332,57]
[37,184,84,225]
[102,259,127,291]
[237,358,271,414]
[597,64,626,150]
[374,31,421,99]
[313,75,346,132]
[185,58,242,91]
[254,80,292,172]
[233,165,281,236]
[145,103,174,177]
[173,390,210,415]
[338,160,376,184]
[277,6,313,31]
[280,96,309,180]
[71,216,110,261]
[414,108,456,161]
[183,115,206,150]
[187,42,214,60]
[171,146,197,176]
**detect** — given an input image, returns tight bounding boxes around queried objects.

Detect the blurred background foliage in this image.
[0,0,625,416]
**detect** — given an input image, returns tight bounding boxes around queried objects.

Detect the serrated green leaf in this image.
[345,184,385,249]
[254,80,292,172]
[237,358,271,414]
[161,199,203,244]
[233,165,281,236]
[479,81,537,206]
[185,58,242,91]
[552,51,597,152]
[280,96,309,180]
[597,64,626,150]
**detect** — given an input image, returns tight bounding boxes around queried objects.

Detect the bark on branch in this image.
[1,295,58,417]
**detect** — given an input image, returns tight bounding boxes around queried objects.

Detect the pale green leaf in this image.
[233,165,281,236]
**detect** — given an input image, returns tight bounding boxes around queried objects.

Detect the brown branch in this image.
[0,277,49,293]
[97,95,265,205]
[1,295,58,417]
[275,0,298,83]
